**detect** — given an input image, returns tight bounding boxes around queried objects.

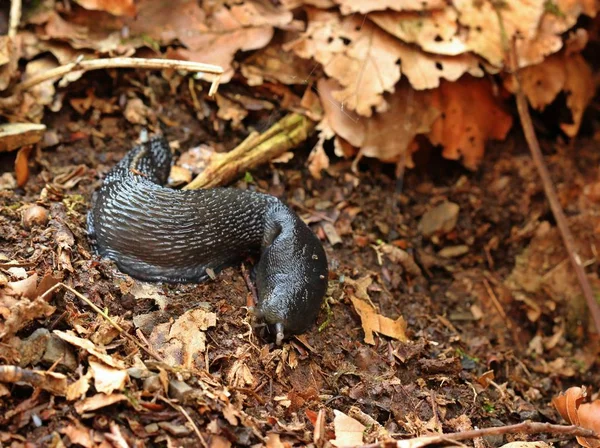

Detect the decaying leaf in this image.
[74,0,137,17]
[317,78,439,168]
[330,410,365,447]
[89,360,129,395]
[148,309,216,369]
[334,0,446,14]
[0,366,67,395]
[346,276,408,344]
[0,123,46,153]
[54,330,125,369]
[504,51,593,137]
[429,77,513,170]
[74,393,128,414]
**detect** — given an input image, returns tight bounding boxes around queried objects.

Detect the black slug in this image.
[88,136,328,344]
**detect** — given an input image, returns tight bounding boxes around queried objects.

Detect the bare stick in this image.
[40,282,164,362]
[185,113,314,190]
[9,0,21,38]
[350,422,599,448]
[508,41,600,336]
[14,57,223,96]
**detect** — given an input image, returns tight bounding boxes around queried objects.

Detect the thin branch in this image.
[39,282,164,362]
[9,0,21,38]
[14,57,223,96]
[351,422,599,448]
[508,40,600,336]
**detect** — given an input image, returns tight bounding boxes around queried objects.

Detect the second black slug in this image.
[88,136,328,344]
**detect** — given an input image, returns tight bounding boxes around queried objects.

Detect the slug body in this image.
[88,136,328,343]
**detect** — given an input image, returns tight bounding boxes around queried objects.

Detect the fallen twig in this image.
[14,57,223,96]
[184,113,314,189]
[508,40,600,336]
[9,0,21,38]
[350,422,599,448]
[39,282,164,363]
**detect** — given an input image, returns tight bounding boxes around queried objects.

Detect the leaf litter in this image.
[0,0,599,446]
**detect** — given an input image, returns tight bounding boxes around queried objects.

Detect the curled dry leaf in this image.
[0,366,67,396]
[429,77,513,170]
[552,386,600,448]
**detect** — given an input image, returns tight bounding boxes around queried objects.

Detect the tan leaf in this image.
[334,0,445,14]
[149,309,216,369]
[350,295,408,345]
[54,330,125,369]
[89,360,129,395]
[330,410,365,447]
[0,123,45,153]
[60,422,94,448]
[429,77,513,170]
[317,78,439,167]
[74,393,128,414]
[370,9,469,56]
[73,0,136,17]
[308,144,330,179]
[287,10,481,116]
[66,371,92,401]
[131,0,291,82]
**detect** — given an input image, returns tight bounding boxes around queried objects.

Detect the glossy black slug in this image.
[87,136,328,344]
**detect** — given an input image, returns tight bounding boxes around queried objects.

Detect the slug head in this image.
[255,206,328,344]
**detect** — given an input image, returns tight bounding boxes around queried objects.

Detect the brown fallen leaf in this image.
[15,145,33,187]
[89,360,129,395]
[334,0,445,14]
[74,0,136,17]
[148,309,216,369]
[317,78,439,168]
[350,295,409,345]
[330,410,365,447]
[60,422,95,448]
[74,393,128,414]
[429,76,513,170]
[552,386,600,448]
[54,330,125,369]
[504,51,593,137]
[0,123,45,152]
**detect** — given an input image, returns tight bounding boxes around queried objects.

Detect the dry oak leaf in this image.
[89,360,129,395]
[74,0,136,17]
[286,10,482,116]
[54,330,125,369]
[504,51,593,137]
[455,0,596,69]
[552,386,600,448]
[131,0,291,82]
[334,0,445,14]
[317,78,439,168]
[370,8,469,56]
[74,393,128,414]
[429,76,513,170]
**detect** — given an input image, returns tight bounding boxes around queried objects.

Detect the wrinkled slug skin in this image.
[88,136,328,339]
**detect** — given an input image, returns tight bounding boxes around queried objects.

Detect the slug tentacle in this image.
[88,136,328,342]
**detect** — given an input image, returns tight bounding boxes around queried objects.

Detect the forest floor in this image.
[0,72,599,447]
